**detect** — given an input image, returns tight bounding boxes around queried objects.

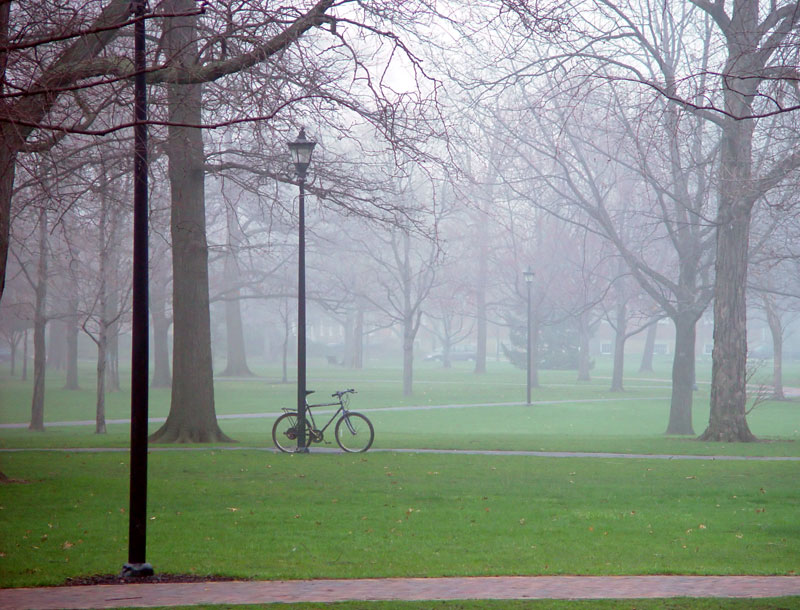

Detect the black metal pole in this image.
[123,0,153,578]
[296,177,309,452]
[526,280,532,406]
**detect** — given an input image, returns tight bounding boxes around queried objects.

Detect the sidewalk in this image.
[3,576,800,609]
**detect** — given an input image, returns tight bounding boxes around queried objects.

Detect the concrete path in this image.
[3,445,799,461]
[0,397,672,429]
[3,576,800,609]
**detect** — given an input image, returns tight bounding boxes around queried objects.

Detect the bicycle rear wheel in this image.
[272,412,299,453]
[335,412,374,453]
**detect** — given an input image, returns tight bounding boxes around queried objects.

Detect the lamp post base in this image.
[121,562,154,578]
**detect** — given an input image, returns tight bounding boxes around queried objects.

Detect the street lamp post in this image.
[288,128,316,453]
[523,268,534,406]
[123,0,153,578]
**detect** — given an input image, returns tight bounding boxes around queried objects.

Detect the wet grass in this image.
[1,450,797,587]
[1,358,799,455]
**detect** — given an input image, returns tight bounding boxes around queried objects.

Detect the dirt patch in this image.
[63,573,243,586]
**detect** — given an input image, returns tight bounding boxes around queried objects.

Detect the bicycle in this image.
[272,388,374,453]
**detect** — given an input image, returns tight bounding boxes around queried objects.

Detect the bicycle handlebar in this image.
[332,388,356,398]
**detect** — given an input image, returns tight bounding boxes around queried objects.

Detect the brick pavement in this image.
[2,576,800,609]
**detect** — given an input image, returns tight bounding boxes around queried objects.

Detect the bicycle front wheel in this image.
[335,412,374,453]
[272,412,300,453]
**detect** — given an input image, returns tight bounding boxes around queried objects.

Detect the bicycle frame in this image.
[304,400,346,437]
[302,390,357,439]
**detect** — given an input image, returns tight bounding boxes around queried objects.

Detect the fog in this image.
[2,0,800,440]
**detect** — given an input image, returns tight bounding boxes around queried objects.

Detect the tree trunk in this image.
[0,140,15,303]
[21,328,28,381]
[577,311,592,382]
[346,309,364,369]
[402,318,414,396]
[281,306,290,384]
[150,0,232,443]
[700,113,757,442]
[220,256,252,376]
[47,320,66,370]
[699,5,760,442]
[529,314,540,388]
[474,212,488,374]
[220,206,252,377]
[64,297,80,389]
[763,295,785,400]
[29,209,47,431]
[95,326,107,434]
[221,289,251,376]
[639,321,657,373]
[700,202,756,441]
[665,313,696,435]
[150,274,172,388]
[8,331,20,376]
[610,301,626,392]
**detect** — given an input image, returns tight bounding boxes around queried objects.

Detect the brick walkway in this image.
[3,576,800,609]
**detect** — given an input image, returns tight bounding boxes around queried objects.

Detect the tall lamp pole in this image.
[523,268,534,406]
[123,0,153,578]
[288,129,316,453]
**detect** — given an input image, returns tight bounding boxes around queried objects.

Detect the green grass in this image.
[1,356,799,603]
[1,450,798,588]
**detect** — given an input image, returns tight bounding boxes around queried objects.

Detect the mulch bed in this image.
[63,574,243,586]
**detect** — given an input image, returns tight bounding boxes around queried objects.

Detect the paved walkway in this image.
[3,446,800,461]
[3,576,800,609]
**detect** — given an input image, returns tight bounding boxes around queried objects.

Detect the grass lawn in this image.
[1,356,799,607]
[1,357,799,455]
[1,450,797,588]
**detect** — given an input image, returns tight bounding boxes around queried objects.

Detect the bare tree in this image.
[497,0,800,440]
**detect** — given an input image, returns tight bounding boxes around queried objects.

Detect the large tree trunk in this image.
[699,2,762,443]
[700,117,757,442]
[150,273,172,388]
[665,313,696,435]
[29,209,47,431]
[639,321,657,373]
[150,0,232,443]
[64,297,80,389]
[700,201,756,441]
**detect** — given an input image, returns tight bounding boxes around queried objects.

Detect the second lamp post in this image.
[288,128,316,453]
[523,267,534,405]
